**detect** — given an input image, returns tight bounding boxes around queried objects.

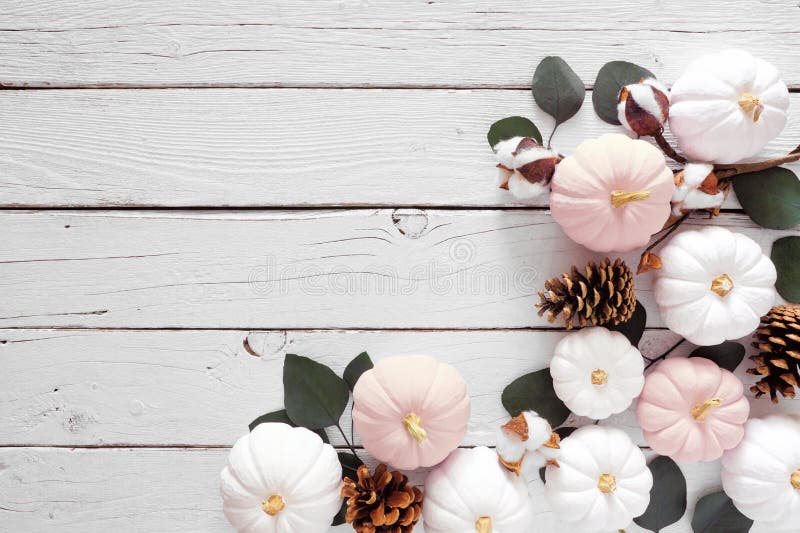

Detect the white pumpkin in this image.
[654,226,777,346]
[545,426,652,532]
[550,327,645,419]
[669,49,790,163]
[220,423,342,533]
[424,447,533,533]
[722,415,800,531]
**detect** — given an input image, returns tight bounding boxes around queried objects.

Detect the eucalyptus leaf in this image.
[772,236,800,302]
[690,342,746,372]
[733,167,800,229]
[343,352,374,391]
[692,491,753,533]
[332,502,347,526]
[634,456,687,532]
[487,116,543,148]
[531,56,585,126]
[283,354,350,430]
[248,409,329,443]
[592,61,655,124]
[606,300,647,346]
[501,369,570,427]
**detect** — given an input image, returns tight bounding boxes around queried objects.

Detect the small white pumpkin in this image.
[654,226,777,346]
[550,327,645,420]
[669,50,790,163]
[220,423,342,533]
[545,425,652,532]
[722,415,800,531]
[424,446,533,533]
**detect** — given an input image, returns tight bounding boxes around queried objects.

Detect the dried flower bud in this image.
[493,137,560,199]
[671,162,725,215]
[637,250,663,274]
[617,78,670,137]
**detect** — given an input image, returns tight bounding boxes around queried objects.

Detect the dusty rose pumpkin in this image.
[637,357,750,463]
[550,133,674,253]
[352,355,470,470]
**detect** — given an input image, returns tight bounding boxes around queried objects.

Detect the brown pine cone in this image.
[748,304,800,403]
[342,464,423,533]
[536,258,636,329]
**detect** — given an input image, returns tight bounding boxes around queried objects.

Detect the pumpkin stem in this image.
[402,413,428,443]
[610,190,651,208]
[475,516,493,533]
[691,398,723,421]
[710,274,734,297]
[791,470,800,490]
[591,368,608,386]
[597,473,617,493]
[738,92,764,122]
[262,494,285,516]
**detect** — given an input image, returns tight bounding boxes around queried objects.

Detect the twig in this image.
[645,338,687,370]
[336,423,361,461]
[643,213,690,255]
[653,131,687,163]
[715,145,800,179]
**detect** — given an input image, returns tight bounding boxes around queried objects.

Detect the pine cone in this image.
[536,258,636,329]
[748,304,800,403]
[342,464,423,533]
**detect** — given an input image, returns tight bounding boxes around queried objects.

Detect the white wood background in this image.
[1,2,799,532]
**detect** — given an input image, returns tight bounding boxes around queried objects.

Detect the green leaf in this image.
[690,342,746,372]
[248,409,329,443]
[539,427,577,483]
[283,354,350,430]
[772,236,800,302]
[487,116,543,148]
[332,452,364,526]
[502,369,570,427]
[634,456,687,532]
[606,300,647,347]
[343,352,374,391]
[692,491,753,533]
[733,167,800,229]
[592,61,655,125]
[531,56,585,126]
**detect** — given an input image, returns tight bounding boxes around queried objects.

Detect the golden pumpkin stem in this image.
[610,190,651,208]
[591,368,609,386]
[691,398,723,421]
[710,274,734,297]
[262,494,285,516]
[402,413,428,443]
[738,92,764,122]
[475,516,493,533]
[791,470,800,490]
[597,473,617,494]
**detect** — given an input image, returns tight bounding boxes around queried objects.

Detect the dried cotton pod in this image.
[494,136,560,199]
[617,78,670,137]
[671,162,725,215]
[496,410,560,478]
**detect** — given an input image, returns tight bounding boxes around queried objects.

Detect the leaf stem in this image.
[645,338,686,370]
[715,145,800,179]
[653,131,687,163]
[336,423,361,461]
[547,123,559,149]
[642,213,690,256]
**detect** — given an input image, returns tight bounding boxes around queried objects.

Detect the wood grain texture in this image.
[2,1,800,87]
[1,210,794,329]
[1,89,799,208]
[0,446,764,533]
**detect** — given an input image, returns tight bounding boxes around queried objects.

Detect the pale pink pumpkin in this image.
[550,133,674,253]
[352,355,470,470]
[637,357,749,463]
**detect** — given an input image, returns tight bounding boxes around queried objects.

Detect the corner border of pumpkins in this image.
[220,51,800,533]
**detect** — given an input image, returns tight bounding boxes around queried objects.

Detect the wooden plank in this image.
[1,89,798,208]
[0,445,751,533]
[2,1,800,87]
[0,210,794,329]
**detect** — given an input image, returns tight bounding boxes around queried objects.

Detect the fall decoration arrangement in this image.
[218,49,799,533]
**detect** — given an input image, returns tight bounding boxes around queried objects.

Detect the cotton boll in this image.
[617,78,670,137]
[671,162,725,215]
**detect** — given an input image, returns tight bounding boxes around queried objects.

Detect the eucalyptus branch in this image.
[336,423,361,461]
[645,338,687,370]
[653,131,688,163]
[715,144,800,179]
[644,213,690,255]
